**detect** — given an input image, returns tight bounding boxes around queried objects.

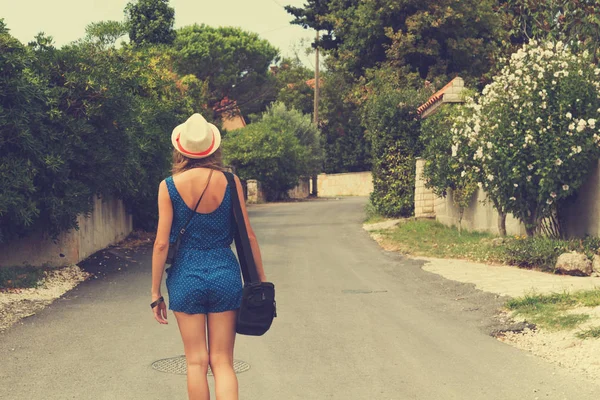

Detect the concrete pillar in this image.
[414,158,436,218]
[246,179,265,204]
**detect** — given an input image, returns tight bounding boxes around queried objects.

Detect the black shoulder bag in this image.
[224,172,276,336]
[166,170,214,266]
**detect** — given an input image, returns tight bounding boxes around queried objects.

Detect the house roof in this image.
[417,77,462,116]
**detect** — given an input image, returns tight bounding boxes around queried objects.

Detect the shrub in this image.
[359,68,427,217]
[502,235,600,271]
[223,103,321,200]
[420,96,479,230]
[459,41,600,236]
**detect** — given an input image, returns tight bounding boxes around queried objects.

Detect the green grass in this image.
[363,202,387,224]
[378,219,506,262]
[506,290,600,331]
[576,326,600,339]
[373,219,600,272]
[0,266,45,289]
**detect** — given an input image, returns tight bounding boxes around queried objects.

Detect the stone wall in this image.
[316,172,373,197]
[416,159,600,238]
[562,160,600,237]
[434,188,527,236]
[0,196,132,268]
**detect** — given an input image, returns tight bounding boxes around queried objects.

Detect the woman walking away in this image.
[150,113,267,400]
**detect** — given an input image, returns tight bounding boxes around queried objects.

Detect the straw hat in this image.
[171,113,221,159]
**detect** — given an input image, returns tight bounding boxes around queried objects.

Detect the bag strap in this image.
[178,169,214,236]
[224,172,260,283]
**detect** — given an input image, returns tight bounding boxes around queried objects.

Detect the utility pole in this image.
[312,30,320,197]
[313,31,320,126]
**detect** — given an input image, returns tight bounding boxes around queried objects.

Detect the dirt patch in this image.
[0,265,89,333]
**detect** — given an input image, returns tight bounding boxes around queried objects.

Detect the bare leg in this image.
[174,312,209,400]
[208,310,238,400]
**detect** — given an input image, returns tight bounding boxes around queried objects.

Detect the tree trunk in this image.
[525,207,538,238]
[498,211,507,237]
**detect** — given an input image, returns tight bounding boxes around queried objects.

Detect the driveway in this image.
[0,197,598,399]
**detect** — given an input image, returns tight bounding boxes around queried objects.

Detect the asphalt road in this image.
[1,197,599,400]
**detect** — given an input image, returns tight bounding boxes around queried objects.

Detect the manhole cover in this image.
[342,289,388,294]
[152,356,250,376]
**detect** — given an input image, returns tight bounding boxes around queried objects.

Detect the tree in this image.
[172,24,279,117]
[272,57,314,116]
[320,66,371,173]
[223,103,321,200]
[497,0,600,62]
[125,0,176,46]
[85,21,128,48]
[287,0,504,84]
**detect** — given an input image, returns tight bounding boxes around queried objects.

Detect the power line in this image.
[260,25,294,35]
[269,0,285,8]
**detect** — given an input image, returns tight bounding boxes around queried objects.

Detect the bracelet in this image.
[150,296,164,309]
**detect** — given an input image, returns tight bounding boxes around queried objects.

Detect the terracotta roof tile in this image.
[417,77,460,116]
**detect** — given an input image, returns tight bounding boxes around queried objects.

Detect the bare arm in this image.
[234,175,267,282]
[151,180,173,303]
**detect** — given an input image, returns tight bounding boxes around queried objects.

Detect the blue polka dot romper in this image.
[164,174,243,314]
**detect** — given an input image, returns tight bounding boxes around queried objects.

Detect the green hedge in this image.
[0,22,203,241]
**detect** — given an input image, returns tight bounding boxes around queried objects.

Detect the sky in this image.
[0,0,316,67]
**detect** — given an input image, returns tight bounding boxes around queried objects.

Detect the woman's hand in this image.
[152,294,168,324]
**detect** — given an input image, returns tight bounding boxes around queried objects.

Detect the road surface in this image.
[1,197,598,399]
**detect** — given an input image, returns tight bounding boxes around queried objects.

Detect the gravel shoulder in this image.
[0,265,90,332]
[366,223,600,382]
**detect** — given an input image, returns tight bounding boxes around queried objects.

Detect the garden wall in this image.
[416,159,600,238]
[0,196,132,268]
[288,177,311,199]
[316,172,373,197]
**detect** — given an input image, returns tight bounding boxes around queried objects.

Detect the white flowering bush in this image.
[460,41,600,236]
[421,100,479,231]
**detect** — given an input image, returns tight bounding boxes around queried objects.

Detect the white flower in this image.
[514,183,519,188]
[547,199,553,205]
[556,158,563,166]
[510,197,516,201]
[486,142,493,149]
[487,174,494,182]
[551,192,557,198]
[527,176,532,182]
[476,147,484,159]
[563,184,569,191]
[451,144,459,157]
[461,170,467,178]
[588,119,596,129]
[536,117,543,124]
[569,123,575,131]
[527,164,534,170]
[566,112,572,119]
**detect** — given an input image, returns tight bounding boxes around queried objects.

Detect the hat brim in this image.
[171,123,221,159]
